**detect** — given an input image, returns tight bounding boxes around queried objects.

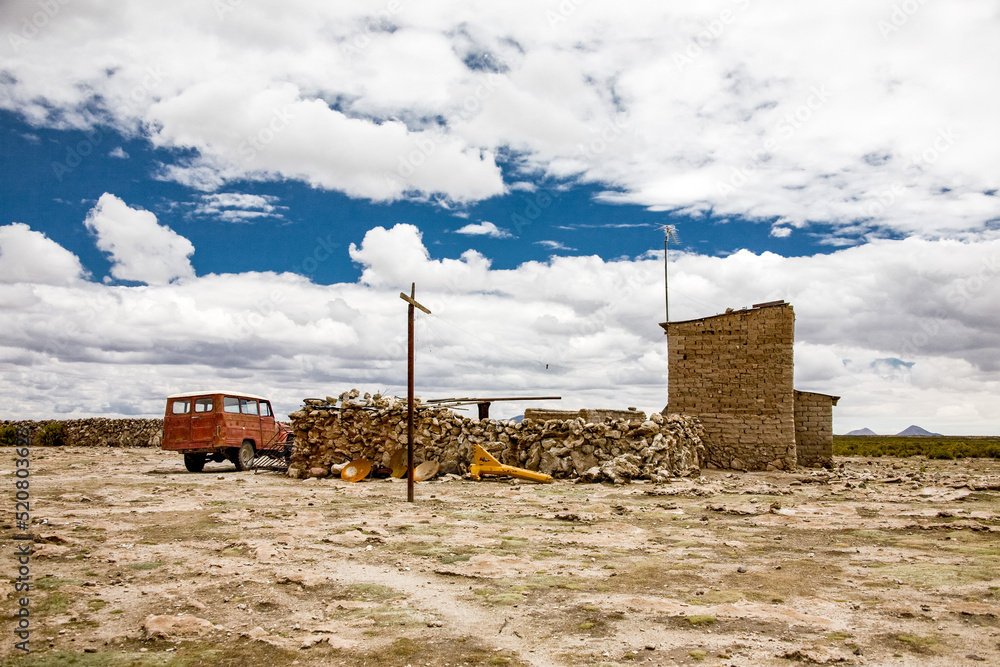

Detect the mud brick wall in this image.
[794,391,839,468]
[288,390,705,482]
[2,418,164,447]
[665,304,796,471]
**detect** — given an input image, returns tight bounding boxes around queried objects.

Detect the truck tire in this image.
[231,440,255,471]
[184,453,207,473]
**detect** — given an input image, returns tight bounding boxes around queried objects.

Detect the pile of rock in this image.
[287,389,705,483]
[2,418,163,447]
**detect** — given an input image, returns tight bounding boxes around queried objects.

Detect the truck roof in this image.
[166,390,271,401]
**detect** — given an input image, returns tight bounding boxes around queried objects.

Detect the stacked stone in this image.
[665,303,797,471]
[287,389,705,482]
[523,408,647,425]
[2,418,164,447]
[794,391,838,468]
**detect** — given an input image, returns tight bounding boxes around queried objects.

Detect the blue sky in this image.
[1,1,998,433]
[1,108,838,285]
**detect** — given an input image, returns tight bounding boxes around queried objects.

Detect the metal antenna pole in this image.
[664,234,669,323]
[662,225,678,323]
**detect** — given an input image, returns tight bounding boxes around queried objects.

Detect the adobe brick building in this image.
[794,390,840,468]
[661,301,838,470]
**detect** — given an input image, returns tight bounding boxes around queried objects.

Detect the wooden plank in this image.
[399,292,431,314]
[425,396,560,404]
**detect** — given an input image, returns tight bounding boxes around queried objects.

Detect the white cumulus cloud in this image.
[84,193,196,285]
[0,223,88,285]
[454,221,513,238]
[194,193,284,223]
[0,2,995,236]
[0,223,997,435]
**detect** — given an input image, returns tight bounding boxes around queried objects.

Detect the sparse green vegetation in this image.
[880,563,996,588]
[687,589,742,605]
[340,583,401,601]
[0,423,17,446]
[128,560,165,571]
[484,592,525,606]
[685,614,717,626]
[390,637,419,657]
[36,592,71,615]
[36,575,84,590]
[834,435,1000,458]
[895,633,939,653]
[37,422,68,447]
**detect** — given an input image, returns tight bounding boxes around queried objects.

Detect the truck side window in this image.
[194,398,213,413]
[171,399,190,414]
[241,398,259,415]
[224,397,240,413]
[260,402,272,417]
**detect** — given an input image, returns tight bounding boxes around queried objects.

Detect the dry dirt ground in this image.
[3,447,1000,667]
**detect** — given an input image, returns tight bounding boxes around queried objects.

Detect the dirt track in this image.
[3,447,1000,666]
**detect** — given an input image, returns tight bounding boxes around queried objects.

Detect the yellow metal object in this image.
[414,461,439,482]
[389,449,408,478]
[468,444,553,483]
[341,458,372,482]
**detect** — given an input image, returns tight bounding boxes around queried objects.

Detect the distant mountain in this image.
[846,427,877,436]
[896,425,942,436]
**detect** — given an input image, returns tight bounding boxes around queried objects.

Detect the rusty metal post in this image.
[407,282,415,502]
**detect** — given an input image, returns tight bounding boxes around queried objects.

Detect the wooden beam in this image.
[425,396,561,404]
[399,292,431,314]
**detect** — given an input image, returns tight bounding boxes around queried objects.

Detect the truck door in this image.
[223,396,244,446]
[162,397,191,450]
[259,400,278,449]
[240,397,262,447]
[189,396,216,445]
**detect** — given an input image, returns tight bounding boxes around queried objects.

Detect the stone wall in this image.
[288,390,705,482]
[794,391,839,468]
[1,418,163,447]
[664,303,796,471]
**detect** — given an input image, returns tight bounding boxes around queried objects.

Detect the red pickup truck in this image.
[162,391,293,472]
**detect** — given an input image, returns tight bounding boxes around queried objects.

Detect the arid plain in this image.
[3,447,999,666]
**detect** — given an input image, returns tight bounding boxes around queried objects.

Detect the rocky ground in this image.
[2,447,999,666]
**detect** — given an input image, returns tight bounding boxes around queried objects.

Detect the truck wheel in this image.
[231,440,255,471]
[184,453,207,473]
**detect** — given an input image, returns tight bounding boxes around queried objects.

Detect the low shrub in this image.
[37,422,68,447]
[0,424,17,447]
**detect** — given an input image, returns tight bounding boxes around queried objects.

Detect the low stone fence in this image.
[288,390,705,483]
[1,418,163,447]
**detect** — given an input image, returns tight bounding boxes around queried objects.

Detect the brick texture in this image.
[794,390,839,468]
[665,304,796,471]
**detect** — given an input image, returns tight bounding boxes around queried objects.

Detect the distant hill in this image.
[845,427,877,436]
[896,424,942,436]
